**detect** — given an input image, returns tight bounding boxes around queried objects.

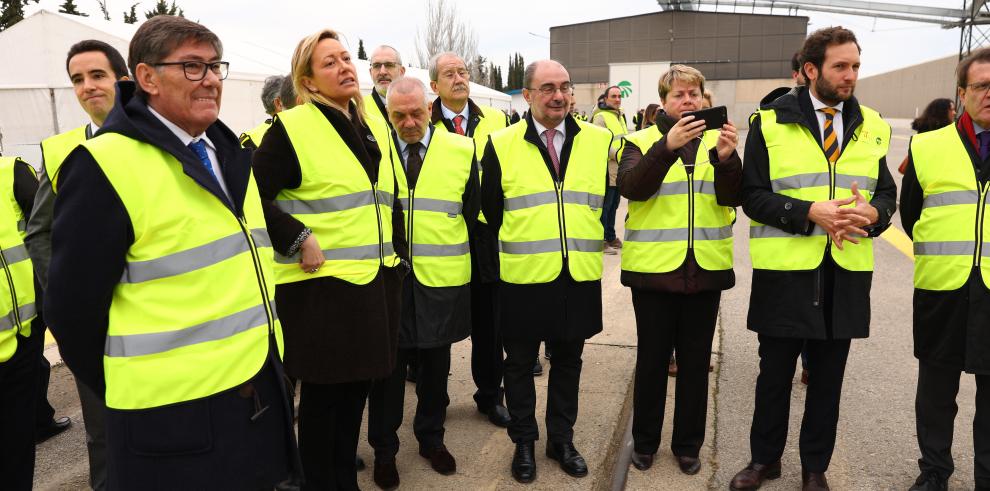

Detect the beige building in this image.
[855,54,957,120]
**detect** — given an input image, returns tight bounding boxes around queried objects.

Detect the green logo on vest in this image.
[618,80,633,98]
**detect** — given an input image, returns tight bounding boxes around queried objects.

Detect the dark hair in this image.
[602,85,621,99]
[790,51,802,73]
[799,26,860,81]
[643,103,661,126]
[956,47,990,88]
[65,39,128,79]
[129,16,223,93]
[911,98,954,133]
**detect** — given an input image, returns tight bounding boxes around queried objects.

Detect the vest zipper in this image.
[407,185,415,270]
[556,180,568,259]
[0,249,21,334]
[687,172,695,249]
[815,149,839,308]
[237,217,275,334]
[372,182,386,267]
[975,181,990,268]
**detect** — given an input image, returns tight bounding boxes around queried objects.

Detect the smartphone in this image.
[682,106,728,131]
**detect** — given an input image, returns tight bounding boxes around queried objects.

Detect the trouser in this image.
[471,280,504,410]
[368,345,452,458]
[298,380,370,491]
[749,334,851,473]
[0,334,40,491]
[76,378,107,490]
[503,337,584,443]
[630,289,720,457]
[916,360,990,486]
[601,185,620,242]
[34,327,55,428]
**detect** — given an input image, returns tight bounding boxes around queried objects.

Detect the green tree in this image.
[0,0,39,31]
[123,3,139,23]
[357,39,366,60]
[506,53,524,90]
[487,61,503,91]
[59,0,87,16]
[144,0,183,19]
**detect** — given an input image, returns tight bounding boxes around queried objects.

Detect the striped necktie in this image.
[820,107,839,163]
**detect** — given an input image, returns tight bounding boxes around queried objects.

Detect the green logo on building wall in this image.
[618,80,633,98]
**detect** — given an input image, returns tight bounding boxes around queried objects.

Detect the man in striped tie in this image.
[729,26,896,491]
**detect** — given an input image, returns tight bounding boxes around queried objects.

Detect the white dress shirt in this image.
[530,118,566,158]
[147,105,231,199]
[440,103,470,132]
[809,92,844,153]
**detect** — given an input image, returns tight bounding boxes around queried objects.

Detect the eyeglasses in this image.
[152,61,230,81]
[371,62,399,70]
[440,69,470,80]
[967,80,990,95]
[527,83,573,96]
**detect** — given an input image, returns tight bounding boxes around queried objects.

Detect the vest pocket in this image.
[125,397,213,456]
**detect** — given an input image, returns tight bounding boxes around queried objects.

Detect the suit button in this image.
[784,202,793,210]
[780,217,789,224]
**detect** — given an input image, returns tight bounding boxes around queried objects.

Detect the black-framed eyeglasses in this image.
[371,62,398,70]
[967,80,990,95]
[152,61,230,81]
[527,82,573,96]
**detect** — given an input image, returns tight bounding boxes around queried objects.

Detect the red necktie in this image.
[452,115,465,136]
[544,128,560,176]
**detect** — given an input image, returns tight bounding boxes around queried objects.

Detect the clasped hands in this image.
[665,115,738,162]
[807,181,878,250]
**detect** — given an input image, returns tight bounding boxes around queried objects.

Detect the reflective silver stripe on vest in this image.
[749,224,827,239]
[398,197,462,215]
[914,241,974,256]
[276,191,378,215]
[923,190,980,209]
[566,238,604,252]
[412,242,470,257]
[504,191,557,211]
[649,180,717,199]
[1,244,30,265]
[834,174,878,192]
[275,242,395,264]
[770,172,830,192]
[121,230,268,284]
[626,228,689,242]
[499,238,561,254]
[0,302,36,332]
[562,191,605,209]
[16,220,25,232]
[377,190,394,207]
[104,303,274,358]
[695,226,733,240]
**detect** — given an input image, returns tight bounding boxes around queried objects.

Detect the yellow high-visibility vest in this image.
[490,120,610,284]
[621,125,734,273]
[0,157,37,363]
[748,105,890,271]
[239,119,272,149]
[81,133,281,410]
[274,103,400,285]
[41,124,88,193]
[434,103,506,224]
[392,130,475,287]
[910,124,990,290]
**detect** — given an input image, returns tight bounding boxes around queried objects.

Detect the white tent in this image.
[0,9,511,164]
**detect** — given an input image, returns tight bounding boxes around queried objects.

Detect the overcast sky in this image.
[26,0,970,78]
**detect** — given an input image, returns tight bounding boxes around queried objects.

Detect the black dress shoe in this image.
[546,441,588,477]
[801,470,829,491]
[420,445,457,475]
[35,416,71,444]
[479,404,511,427]
[730,461,781,491]
[355,455,366,471]
[373,458,399,490]
[511,442,536,483]
[908,471,947,491]
[676,455,701,475]
[630,451,654,470]
[533,358,543,376]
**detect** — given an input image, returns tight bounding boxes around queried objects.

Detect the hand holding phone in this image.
[682,106,728,132]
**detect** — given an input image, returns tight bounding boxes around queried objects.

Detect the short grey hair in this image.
[429,51,463,82]
[260,75,283,115]
[386,76,429,106]
[371,45,403,65]
[128,15,223,95]
[278,74,297,110]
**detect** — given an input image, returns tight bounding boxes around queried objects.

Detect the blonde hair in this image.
[291,29,366,122]
[658,64,706,101]
[702,89,714,108]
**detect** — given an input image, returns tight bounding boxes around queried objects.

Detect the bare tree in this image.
[414,0,478,72]
[95,0,110,20]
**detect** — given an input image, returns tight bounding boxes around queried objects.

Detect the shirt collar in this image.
[530,117,566,139]
[147,105,216,151]
[976,120,989,135]
[808,91,843,115]
[440,102,470,122]
[397,125,433,156]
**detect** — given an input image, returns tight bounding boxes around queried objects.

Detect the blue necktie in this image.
[187,139,217,180]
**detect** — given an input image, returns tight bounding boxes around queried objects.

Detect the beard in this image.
[814,76,854,106]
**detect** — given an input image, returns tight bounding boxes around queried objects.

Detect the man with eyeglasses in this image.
[365,45,406,128]
[480,59,611,483]
[428,51,513,430]
[592,85,628,255]
[45,15,295,489]
[901,47,990,491]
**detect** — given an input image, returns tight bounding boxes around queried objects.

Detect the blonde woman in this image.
[252,29,405,490]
